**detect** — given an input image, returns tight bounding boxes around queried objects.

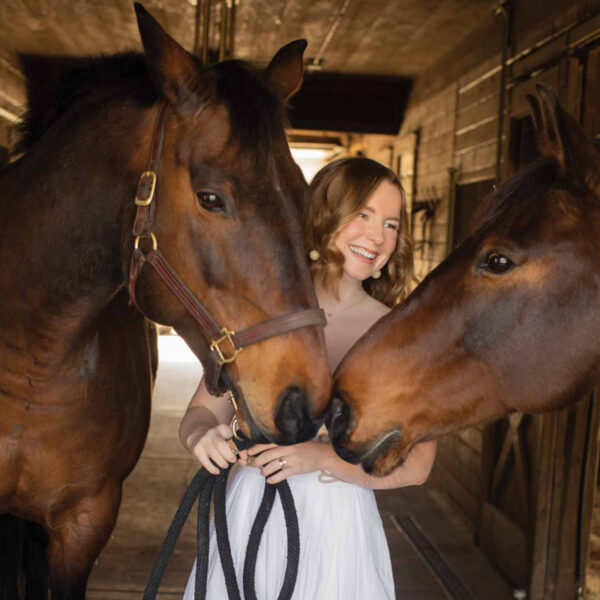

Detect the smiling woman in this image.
[305,157,414,307]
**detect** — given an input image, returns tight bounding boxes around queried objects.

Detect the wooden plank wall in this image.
[454,54,500,185]
[398,84,456,281]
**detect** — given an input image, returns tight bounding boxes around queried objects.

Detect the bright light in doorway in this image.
[290,144,344,183]
[158,334,199,363]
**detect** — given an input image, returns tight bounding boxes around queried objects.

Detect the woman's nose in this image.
[366,222,384,245]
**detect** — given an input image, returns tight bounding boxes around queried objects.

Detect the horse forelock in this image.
[210,59,286,161]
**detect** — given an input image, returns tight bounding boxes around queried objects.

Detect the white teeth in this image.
[349,245,376,259]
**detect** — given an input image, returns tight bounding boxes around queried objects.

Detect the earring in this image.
[309,249,320,261]
[372,270,381,279]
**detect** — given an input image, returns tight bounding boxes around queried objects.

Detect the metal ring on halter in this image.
[134,232,158,251]
[231,416,243,441]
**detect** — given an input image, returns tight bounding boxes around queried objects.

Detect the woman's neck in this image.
[315,273,369,314]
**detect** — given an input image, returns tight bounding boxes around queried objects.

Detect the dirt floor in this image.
[87,334,514,599]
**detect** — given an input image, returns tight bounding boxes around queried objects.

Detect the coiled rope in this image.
[143,436,300,600]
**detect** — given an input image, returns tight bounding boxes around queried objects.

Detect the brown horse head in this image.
[330,84,600,475]
[127,5,331,443]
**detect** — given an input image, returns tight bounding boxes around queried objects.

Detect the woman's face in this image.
[334,179,402,282]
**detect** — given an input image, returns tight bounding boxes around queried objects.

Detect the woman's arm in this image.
[179,378,237,474]
[320,440,437,489]
[246,439,437,490]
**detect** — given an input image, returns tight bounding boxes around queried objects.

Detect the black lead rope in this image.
[243,482,300,600]
[143,437,300,600]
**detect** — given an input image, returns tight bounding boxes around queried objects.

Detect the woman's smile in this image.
[348,244,378,262]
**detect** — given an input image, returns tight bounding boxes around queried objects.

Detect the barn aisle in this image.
[87,333,513,599]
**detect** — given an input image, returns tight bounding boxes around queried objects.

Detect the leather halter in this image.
[128,101,326,395]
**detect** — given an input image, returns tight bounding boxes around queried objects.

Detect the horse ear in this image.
[134,3,207,116]
[264,40,308,102]
[527,84,599,186]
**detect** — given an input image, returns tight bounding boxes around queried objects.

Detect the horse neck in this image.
[0,103,152,372]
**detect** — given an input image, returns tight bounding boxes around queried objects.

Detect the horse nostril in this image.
[326,393,350,441]
[275,385,317,443]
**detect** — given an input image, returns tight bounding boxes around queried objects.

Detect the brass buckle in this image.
[135,171,157,206]
[210,327,242,365]
[134,232,158,251]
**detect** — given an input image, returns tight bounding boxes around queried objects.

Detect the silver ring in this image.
[278,457,287,469]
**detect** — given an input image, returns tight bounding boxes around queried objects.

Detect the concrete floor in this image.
[87,335,514,599]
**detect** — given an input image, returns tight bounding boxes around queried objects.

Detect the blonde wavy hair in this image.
[305,157,414,307]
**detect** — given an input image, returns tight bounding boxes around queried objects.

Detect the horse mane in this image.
[15,52,284,156]
[466,157,561,242]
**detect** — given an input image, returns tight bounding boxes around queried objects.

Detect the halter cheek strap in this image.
[128,100,326,396]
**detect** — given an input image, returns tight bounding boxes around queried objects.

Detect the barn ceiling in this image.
[0,0,499,131]
[0,0,498,75]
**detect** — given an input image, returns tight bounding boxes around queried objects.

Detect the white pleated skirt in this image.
[182,464,395,600]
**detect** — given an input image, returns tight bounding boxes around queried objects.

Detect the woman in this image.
[180,157,437,599]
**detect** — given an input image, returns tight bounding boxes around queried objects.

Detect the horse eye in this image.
[197,191,225,212]
[484,251,514,274]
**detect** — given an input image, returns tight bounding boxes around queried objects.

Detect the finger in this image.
[215,437,238,463]
[248,443,277,456]
[267,467,296,484]
[194,447,220,475]
[261,457,290,477]
[253,448,285,468]
[206,442,230,470]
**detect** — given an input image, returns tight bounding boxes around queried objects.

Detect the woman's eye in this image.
[483,251,514,274]
[197,191,225,212]
[357,212,368,219]
[384,222,399,231]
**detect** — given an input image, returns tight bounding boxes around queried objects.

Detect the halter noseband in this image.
[128,101,326,396]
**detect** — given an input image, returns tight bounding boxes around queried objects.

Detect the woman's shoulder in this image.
[363,295,392,321]
[342,295,391,334]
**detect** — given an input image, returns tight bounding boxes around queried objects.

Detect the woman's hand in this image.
[240,441,334,484]
[188,424,238,475]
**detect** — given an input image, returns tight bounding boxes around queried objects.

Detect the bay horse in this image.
[330,84,600,477]
[0,4,331,597]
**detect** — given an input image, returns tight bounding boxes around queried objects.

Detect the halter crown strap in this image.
[128,101,327,396]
